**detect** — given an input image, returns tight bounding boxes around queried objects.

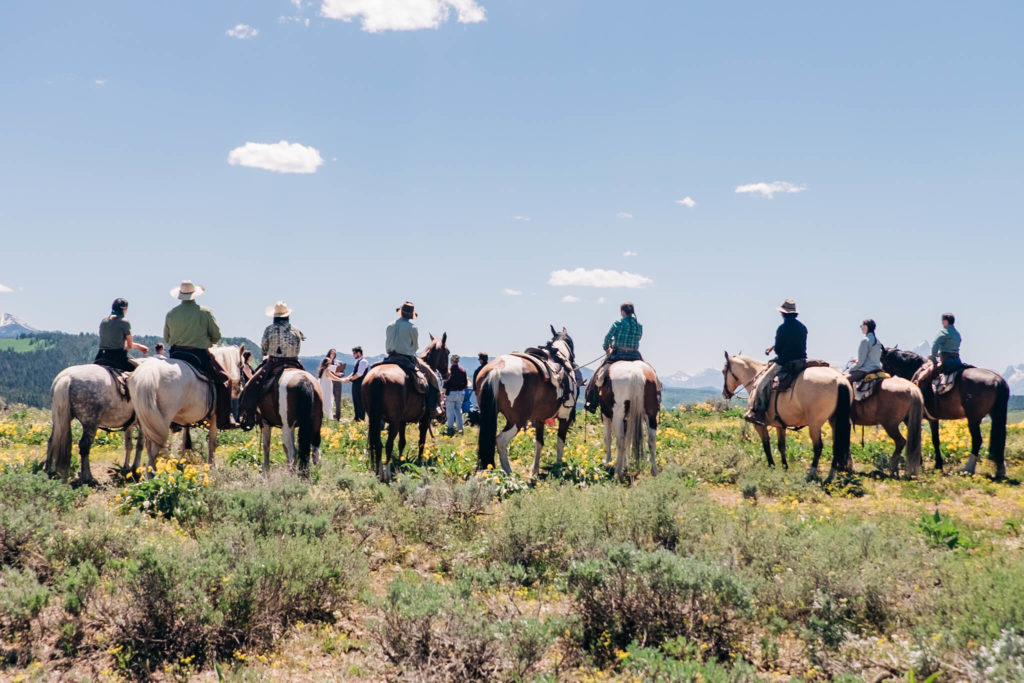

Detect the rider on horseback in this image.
[95,298,148,372]
[745,299,807,426]
[238,301,306,430]
[845,318,883,383]
[918,312,963,388]
[383,301,440,416]
[584,302,643,413]
[163,281,236,430]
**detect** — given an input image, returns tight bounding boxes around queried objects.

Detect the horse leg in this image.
[647,414,658,476]
[776,428,788,470]
[555,418,569,465]
[613,403,628,480]
[398,424,407,463]
[417,418,429,463]
[207,422,218,468]
[883,422,906,478]
[809,425,825,482]
[77,424,98,486]
[602,416,613,465]
[496,422,519,474]
[755,424,774,467]
[282,425,297,472]
[929,419,943,472]
[123,428,133,470]
[130,426,144,472]
[262,422,273,475]
[384,424,398,483]
[960,418,983,476]
[532,423,545,477]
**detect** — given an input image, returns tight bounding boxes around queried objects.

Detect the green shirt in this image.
[603,316,643,351]
[931,325,961,357]
[163,300,221,349]
[385,317,418,356]
[98,314,131,351]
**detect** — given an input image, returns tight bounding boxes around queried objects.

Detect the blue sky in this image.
[2,1,1023,374]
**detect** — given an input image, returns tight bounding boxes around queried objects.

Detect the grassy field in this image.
[0,338,53,352]
[1,402,1023,681]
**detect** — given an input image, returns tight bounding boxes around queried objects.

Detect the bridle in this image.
[722,355,754,400]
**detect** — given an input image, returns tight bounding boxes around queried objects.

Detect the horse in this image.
[722,353,853,482]
[256,367,323,477]
[849,376,924,478]
[180,348,252,454]
[881,347,1009,479]
[130,345,247,473]
[597,360,661,480]
[476,326,580,476]
[45,363,144,484]
[362,334,450,483]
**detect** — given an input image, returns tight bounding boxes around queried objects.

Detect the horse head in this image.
[548,325,575,365]
[422,332,451,379]
[721,351,760,399]
[881,346,925,381]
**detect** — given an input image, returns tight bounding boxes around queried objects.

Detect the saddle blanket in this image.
[933,366,972,396]
[853,371,890,402]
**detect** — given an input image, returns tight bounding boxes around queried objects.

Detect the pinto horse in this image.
[476,326,579,475]
[722,353,852,483]
[257,367,322,477]
[850,376,924,478]
[362,334,450,483]
[597,360,661,480]
[881,347,1009,479]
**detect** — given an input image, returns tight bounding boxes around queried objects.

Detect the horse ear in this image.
[562,327,568,335]
[429,333,435,341]
[723,350,729,361]
[550,324,557,337]
[441,332,447,346]
[239,343,245,354]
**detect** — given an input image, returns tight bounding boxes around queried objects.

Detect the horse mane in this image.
[881,346,925,379]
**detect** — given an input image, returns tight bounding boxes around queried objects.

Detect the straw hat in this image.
[396,301,417,319]
[265,301,292,317]
[170,280,205,301]
[777,299,799,315]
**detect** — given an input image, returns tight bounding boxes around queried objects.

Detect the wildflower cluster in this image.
[116,457,211,526]
[0,420,48,446]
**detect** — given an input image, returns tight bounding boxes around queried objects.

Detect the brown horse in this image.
[476,327,579,475]
[362,334,450,482]
[881,347,1009,479]
[722,353,852,482]
[256,367,323,477]
[850,377,924,478]
[597,360,661,480]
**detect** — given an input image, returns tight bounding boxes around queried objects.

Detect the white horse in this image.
[129,345,244,472]
[46,363,145,484]
[596,360,661,480]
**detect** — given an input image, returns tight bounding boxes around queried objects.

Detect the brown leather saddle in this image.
[853,371,890,402]
[933,365,972,396]
[98,364,132,401]
[514,349,571,401]
[772,359,830,393]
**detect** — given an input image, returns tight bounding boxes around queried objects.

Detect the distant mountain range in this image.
[0,313,38,338]
[661,368,723,390]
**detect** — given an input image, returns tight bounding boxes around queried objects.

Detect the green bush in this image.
[622,637,760,681]
[918,509,976,550]
[567,543,752,663]
[0,567,50,638]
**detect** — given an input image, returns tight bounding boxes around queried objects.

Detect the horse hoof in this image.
[957,467,976,477]
[73,477,99,489]
[805,469,819,482]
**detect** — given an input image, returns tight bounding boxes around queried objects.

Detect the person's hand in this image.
[136,344,149,354]
[764,346,773,356]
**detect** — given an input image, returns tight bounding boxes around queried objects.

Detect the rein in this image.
[574,352,607,370]
[723,357,755,400]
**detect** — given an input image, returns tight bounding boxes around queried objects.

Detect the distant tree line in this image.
[0,332,257,409]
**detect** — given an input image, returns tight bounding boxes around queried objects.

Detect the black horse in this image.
[881,347,1009,479]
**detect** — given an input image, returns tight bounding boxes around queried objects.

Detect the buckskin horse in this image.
[476,326,580,476]
[130,345,247,474]
[881,347,1009,479]
[722,353,853,482]
[597,360,661,480]
[850,375,924,478]
[362,334,450,483]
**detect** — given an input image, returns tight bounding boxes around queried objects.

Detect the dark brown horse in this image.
[362,334,450,482]
[476,327,579,475]
[850,376,924,478]
[881,347,1009,479]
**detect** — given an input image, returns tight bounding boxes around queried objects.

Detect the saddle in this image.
[771,359,831,393]
[933,365,972,396]
[98,364,132,401]
[513,349,573,404]
[853,371,890,402]
[375,355,429,395]
[169,348,215,384]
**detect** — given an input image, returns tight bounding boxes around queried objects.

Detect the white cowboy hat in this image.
[170,280,205,300]
[265,301,292,317]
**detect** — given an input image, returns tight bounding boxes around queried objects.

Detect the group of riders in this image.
[93,281,966,431]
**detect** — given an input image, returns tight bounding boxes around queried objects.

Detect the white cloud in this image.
[561,295,581,303]
[512,215,531,222]
[0,283,13,293]
[675,196,696,208]
[226,24,259,39]
[502,288,522,296]
[616,211,633,219]
[735,181,806,199]
[596,297,606,304]
[227,141,324,174]
[548,268,653,289]
[279,15,311,26]
[623,250,637,257]
[94,78,107,86]
[320,0,486,32]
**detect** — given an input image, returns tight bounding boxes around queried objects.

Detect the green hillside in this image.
[0,332,258,408]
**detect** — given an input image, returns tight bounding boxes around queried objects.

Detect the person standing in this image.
[339,346,369,421]
[471,352,489,406]
[164,281,235,429]
[444,354,468,434]
[318,349,338,420]
[95,298,148,371]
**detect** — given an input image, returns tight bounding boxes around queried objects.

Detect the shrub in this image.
[566,543,751,663]
[0,567,50,638]
[622,637,760,681]
[969,629,1024,682]
[116,457,209,529]
[918,509,976,550]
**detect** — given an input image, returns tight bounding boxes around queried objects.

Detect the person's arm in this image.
[410,326,419,353]
[603,323,616,351]
[206,311,222,345]
[851,339,868,371]
[930,331,942,359]
[163,315,171,346]
[261,327,271,357]
[125,334,149,354]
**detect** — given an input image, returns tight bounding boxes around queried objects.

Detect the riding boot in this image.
[216,382,238,430]
[426,385,439,417]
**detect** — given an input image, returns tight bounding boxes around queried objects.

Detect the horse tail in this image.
[989,378,1009,463]
[295,376,318,477]
[367,377,385,466]
[46,372,74,478]
[133,372,166,450]
[905,385,924,476]
[623,370,648,463]
[477,370,500,470]
[832,381,852,468]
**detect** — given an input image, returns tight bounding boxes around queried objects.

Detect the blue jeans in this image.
[445,390,464,431]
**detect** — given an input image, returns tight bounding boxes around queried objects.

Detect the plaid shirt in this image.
[603,316,642,351]
[261,321,305,358]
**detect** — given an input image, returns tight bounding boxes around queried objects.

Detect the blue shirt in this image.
[931,325,961,356]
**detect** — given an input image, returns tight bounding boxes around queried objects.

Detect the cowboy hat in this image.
[170,280,205,300]
[265,301,292,317]
[396,301,417,319]
[777,299,799,315]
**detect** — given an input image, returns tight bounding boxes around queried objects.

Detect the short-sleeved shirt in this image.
[386,317,418,356]
[164,300,222,349]
[261,321,304,358]
[98,314,131,351]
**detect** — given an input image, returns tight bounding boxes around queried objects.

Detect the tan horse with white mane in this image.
[722,353,853,482]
